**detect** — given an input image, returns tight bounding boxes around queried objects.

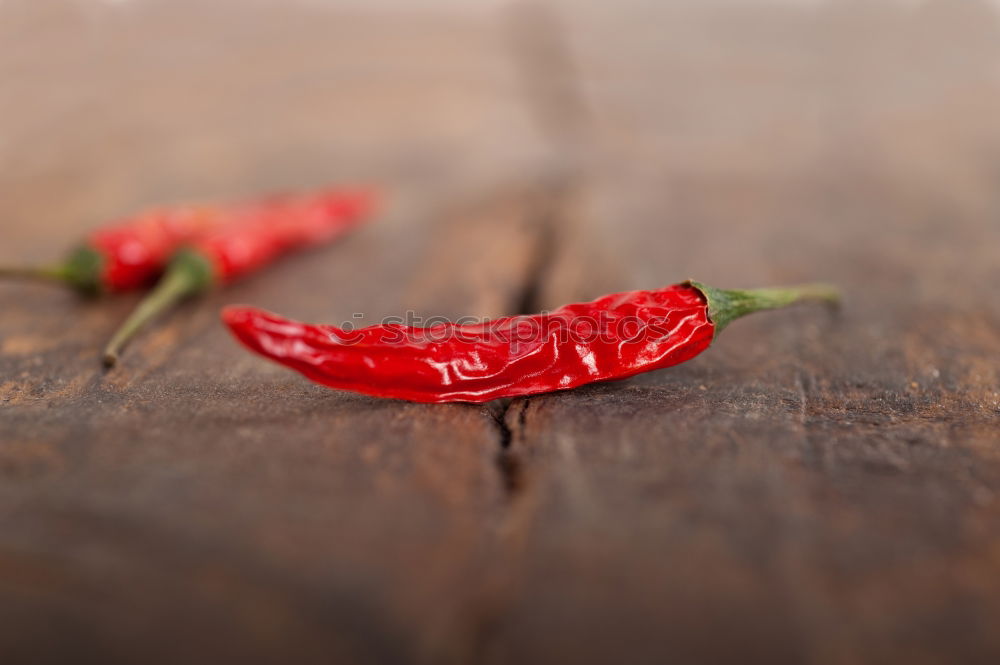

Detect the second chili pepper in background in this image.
[102,188,376,366]
[0,205,227,293]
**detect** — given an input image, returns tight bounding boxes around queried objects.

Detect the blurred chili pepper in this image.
[0,206,224,293]
[102,188,376,366]
[222,280,839,403]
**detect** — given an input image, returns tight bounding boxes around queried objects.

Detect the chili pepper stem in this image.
[102,250,214,367]
[0,265,71,282]
[0,247,105,293]
[686,281,841,334]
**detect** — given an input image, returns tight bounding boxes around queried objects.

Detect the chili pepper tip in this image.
[102,350,120,368]
[221,305,249,325]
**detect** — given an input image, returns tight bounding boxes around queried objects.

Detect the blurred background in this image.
[4,0,1000,302]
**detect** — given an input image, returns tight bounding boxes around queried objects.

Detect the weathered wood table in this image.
[2,1,999,663]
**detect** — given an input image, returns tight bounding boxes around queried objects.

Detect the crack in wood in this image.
[512,186,561,317]
[450,398,537,665]
[490,399,530,498]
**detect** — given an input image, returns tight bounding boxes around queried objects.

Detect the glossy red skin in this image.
[87,206,219,291]
[223,283,716,403]
[191,190,375,283]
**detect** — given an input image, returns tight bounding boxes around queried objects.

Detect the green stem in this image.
[102,250,215,367]
[0,246,105,293]
[0,265,71,282]
[686,280,841,335]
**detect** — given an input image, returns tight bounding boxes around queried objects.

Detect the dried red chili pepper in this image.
[0,206,223,293]
[102,188,376,366]
[222,280,839,403]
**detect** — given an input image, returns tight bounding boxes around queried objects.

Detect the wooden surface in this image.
[2,1,1000,663]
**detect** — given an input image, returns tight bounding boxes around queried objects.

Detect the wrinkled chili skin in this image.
[192,190,374,283]
[87,207,217,291]
[223,283,715,403]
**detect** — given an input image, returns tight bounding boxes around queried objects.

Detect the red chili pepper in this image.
[102,188,376,366]
[0,206,224,293]
[222,280,840,403]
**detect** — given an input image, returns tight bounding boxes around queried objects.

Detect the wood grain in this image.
[2,1,999,664]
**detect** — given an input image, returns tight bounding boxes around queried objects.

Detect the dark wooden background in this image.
[2,1,999,663]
